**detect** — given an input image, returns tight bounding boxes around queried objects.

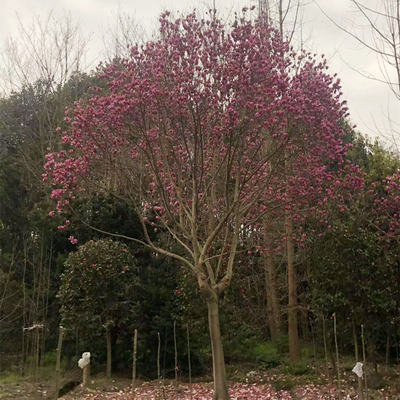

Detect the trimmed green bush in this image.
[252,342,281,369]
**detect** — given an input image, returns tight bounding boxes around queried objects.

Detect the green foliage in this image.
[59,238,139,336]
[0,373,24,385]
[252,342,281,369]
[274,335,289,356]
[41,350,57,367]
[284,360,311,376]
[41,350,67,369]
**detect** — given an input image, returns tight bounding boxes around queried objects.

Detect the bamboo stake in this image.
[132,329,138,398]
[36,326,40,380]
[352,323,364,400]
[21,327,25,377]
[322,316,332,400]
[157,332,161,379]
[333,313,341,400]
[54,326,64,400]
[361,325,368,400]
[163,326,168,378]
[187,324,191,384]
[174,321,178,382]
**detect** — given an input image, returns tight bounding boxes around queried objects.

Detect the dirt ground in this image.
[1,364,400,399]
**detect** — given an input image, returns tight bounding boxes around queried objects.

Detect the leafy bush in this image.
[281,359,311,376]
[274,335,289,355]
[301,345,315,359]
[41,350,57,367]
[252,342,281,369]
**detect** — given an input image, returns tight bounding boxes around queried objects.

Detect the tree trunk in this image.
[207,294,230,400]
[54,326,64,400]
[353,322,359,362]
[386,325,390,365]
[106,326,112,379]
[286,213,300,363]
[263,223,281,340]
[301,309,309,342]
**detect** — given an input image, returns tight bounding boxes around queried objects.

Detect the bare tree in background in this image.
[0,10,90,96]
[257,0,309,46]
[101,5,146,62]
[321,0,400,148]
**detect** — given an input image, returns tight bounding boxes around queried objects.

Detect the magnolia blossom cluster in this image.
[45,11,360,260]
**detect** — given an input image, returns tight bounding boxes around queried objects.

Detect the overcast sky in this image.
[1,0,398,145]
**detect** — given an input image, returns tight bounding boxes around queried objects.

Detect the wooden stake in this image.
[174,321,178,382]
[187,324,191,384]
[132,329,138,397]
[54,326,64,400]
[333,313,341,400]
[35,327,40,381]
[163,326,168,378]
[82,365,90,388]
[157,332,161,379]
[322,316,332,400]
[352,323,364,400]
[361,325,368,400]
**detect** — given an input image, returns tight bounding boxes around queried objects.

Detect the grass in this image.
[0,372,23,385]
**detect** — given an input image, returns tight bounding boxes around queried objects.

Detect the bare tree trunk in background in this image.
[264,248,281,340]
[286,212,300,364]
[301,309,309,342]
[54,326,64,400]
[106,325,112,379]
[386,321,391,365]
[263,223,281,340]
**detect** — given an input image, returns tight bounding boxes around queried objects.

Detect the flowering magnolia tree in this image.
[45,11,351,399]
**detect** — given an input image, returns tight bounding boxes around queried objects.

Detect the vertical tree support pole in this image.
[83,365,90,388]
[54,326,64,400]
[35,326,40,381]
[132,329,138,398]
[21,327,25,377]
[322,316,332,400]
[361,325,368,400]
[157,332,161,380]
[174,321,178,383]
[333,313,341,400]
[78,352,91,388]
[352,323,364,400]
[187,324,191,384]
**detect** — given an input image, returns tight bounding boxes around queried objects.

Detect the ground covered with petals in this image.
[60,380,400,400]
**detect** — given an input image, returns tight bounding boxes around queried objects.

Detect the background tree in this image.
[59,238,138,379]
[323,0,400,148]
